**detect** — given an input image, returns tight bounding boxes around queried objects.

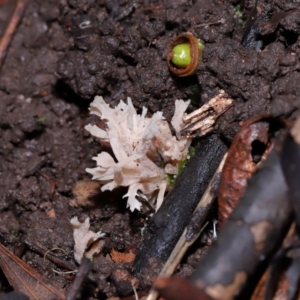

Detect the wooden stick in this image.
[0,0,25,70]
[146,154,227,300]
[133,135,227,278]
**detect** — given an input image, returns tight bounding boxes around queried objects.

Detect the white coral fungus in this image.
[85,96,191,211]
[70,217,105,264]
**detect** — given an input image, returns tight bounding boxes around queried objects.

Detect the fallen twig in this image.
[0,0,25,70]
[190,18,226,30]
[66,258,93,300]
[133,135,227,285]
[25,240,76,271]
[146,153,227,300]
[154,150,293,300]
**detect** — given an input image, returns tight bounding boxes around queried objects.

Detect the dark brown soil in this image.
[0,0,299,299]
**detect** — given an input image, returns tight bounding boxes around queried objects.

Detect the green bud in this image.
[171,40,205,69]
[171,43,191,68]
[167,33,204,77]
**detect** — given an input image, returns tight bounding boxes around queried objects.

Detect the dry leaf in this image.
[0,243,66,300]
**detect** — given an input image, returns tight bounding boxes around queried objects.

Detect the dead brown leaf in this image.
[0,243,66,300]
[218,116,272,226]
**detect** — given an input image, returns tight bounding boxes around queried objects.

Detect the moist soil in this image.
[0,0,299,299]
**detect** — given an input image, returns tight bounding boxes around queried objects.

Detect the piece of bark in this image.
[218,117,272,226]
[133,135,227,282]
[189,150,292,300]
[154,277,214,300]
[181,90,234,138]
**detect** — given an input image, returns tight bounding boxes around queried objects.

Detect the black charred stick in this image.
[66,258,93,300]
[189,151,292,300]
[133,135,227,279]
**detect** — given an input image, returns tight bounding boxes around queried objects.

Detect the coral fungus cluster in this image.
[85,96,191,211]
